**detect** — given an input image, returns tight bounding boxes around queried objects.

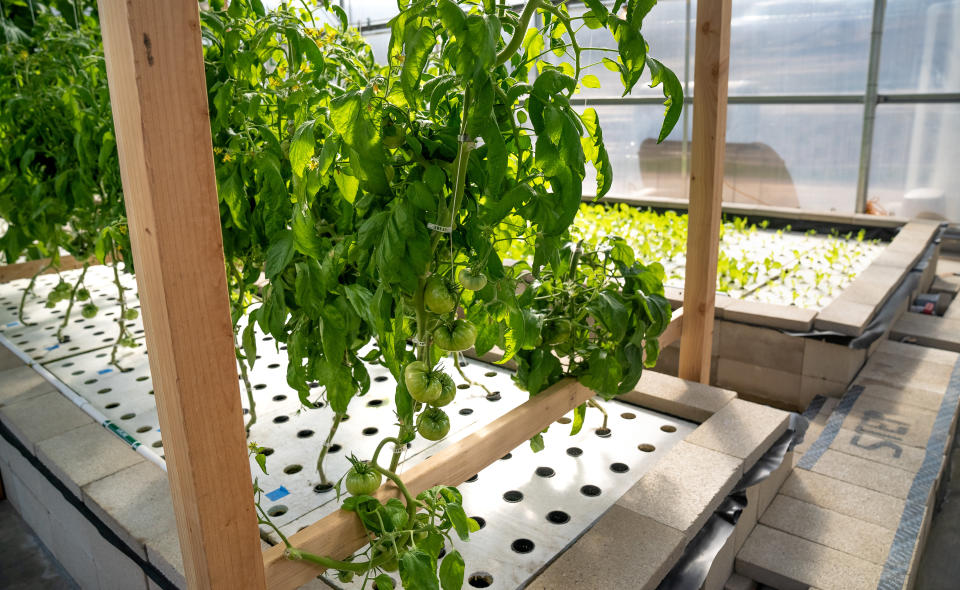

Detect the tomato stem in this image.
[316,411,345,484]
[56,263,88,343]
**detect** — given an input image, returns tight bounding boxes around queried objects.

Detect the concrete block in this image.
[890,313,960,353]
[0,427,52,507]
[828,427,926,473]
[722,300,817,332]
[0,365,56,407]
[82,461,176,560]
[795,398,839,456]
[930,275,960,296]
[703,525,736,590]
[802,339,866,383]
[619,370,735,423]
[11,472,55,553]
[757,450,794,516]
[800,376,848,401]
[49,513,100,589]
[718,321,805,374]
[715,358,805,411]
[840,395,937,450]
[0,345,27,372]
[145,526,186,590]
[806,449,913,499]
[779,469,904,530]
[854,380,944,412]
[869,346,956,383]
[759,494,894,565]
[814,299,876,337]
[733,485,760,554]
[618,441,742,535]
[685,399,789,469]
[528,505,686,590]
[736,524,881,590]
[0,391,94,453]
[653,343,680,377]
[92,530,149,590]
[37,423,145,496]
[723,572,756,590]
[840,263,903,308]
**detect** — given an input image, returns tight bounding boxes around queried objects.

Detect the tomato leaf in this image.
[439,550,465,590]
[264,231,294,279]
[399,550,439,590]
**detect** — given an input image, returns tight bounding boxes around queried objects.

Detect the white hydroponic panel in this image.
[0,265,142,362]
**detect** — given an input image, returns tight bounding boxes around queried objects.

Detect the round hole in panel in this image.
[283,465,302,475]
[314,483,333,494]
[121,413,135,420]
[595,428,612,438]
[136,376,149,382]
[367,399,384,407]
[566,447,583,457]
[457,384,470,390]
[374,376,388,383]
[610,462,630,473]
[511,538,535,554]
[273,416,289,424]
[535,466,555,478]
[502,490,523,503]
[84,379,97,385]
[468,572,493,588]
[483,371,497,378]
[459,408,473,416]
[268,363,280,369]
[485,391,501,402]
[580,484,601,497]
[296,430,314,439]
[501,453,512,460]
[621,412,636,420]
[267,505,287,517]
[556,417,571,424]
[638,443,656,453]
[328,444,342,453]
[465,474,479,483]
[546,510,570,524]
[136,426,152,434]
[105,402,120,409]
[272,394,287,402]
[362,427,379,436]
[470,516,486,529]
[260,447,274,456]
[661,424,677,433]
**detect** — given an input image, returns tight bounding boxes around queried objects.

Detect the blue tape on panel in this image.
[266,486,290,502]
[98,368,113,375]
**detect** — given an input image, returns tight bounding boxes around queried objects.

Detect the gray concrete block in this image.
[737,524,881,590]
[0,365,56,407]
[82,461,176,560]
[807,449,913,499]
[0,345,27,372]
[703,524,736,590]
[618,441,742,535]
[37,423,144,496]
[854,379,944,412]
[757,450,794,516]
[719,322,805,374]
[91,529,149,590]
[840,395,937,450]
[618,369,735,423]
[685,399,789,470]
[779,470,904,530]
[875,339,959,366]
[759,494,894,565]
[528,504,686,590]
[723,572,756,590]
[145,526,185,590]
[802,339,866,383]
[860,351,956,394]
[828,427,927,473]
[0,390,94,453]
[722,300,817,332]
[715,358,805,411]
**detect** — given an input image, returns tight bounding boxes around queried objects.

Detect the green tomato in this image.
[542,319,572,345]
[423,276,456,314]
[404,361,442,403]
[52,281,71,295]
[433,320,477,352]
[76,288,90,302]
[431,373,456,407]
[81,303,98,319]
[458,268,487,291]
[123,309,139,321]
[345,461,382,496]
[374,546,399,572]
[416,407,450,441]
[336,570,354,583]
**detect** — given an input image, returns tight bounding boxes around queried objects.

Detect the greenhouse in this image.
[1,1,959,589]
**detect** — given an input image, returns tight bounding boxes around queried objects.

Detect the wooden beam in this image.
[263,379,593,590]
[0,255,96,284]
[97,1,266,588]
[678,0,732,383]
[658,307,683,349]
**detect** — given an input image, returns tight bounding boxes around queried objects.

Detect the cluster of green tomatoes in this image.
[45,280,99,319]
[404,268,486,443]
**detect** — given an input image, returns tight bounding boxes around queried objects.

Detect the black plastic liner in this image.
[655,413,806,590]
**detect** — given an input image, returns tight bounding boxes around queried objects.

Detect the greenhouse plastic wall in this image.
[294,0,960,220]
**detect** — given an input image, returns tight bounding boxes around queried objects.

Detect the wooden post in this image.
[678,0,732,383]
[97,1,266,588]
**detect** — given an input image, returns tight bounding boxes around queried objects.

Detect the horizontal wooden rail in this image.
[0,255,98,284]
[262,378,594,590]
[658,307,683,348]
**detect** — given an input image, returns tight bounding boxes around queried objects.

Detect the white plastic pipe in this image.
[0,331,167,471]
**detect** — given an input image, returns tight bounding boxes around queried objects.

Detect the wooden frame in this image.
[90,1,729,588]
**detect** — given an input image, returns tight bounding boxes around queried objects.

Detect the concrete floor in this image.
[0,499,78,589]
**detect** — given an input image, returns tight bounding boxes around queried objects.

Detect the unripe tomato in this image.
[76,288,90,302]
[123,309,139,321]
[431,373,456,407]
[433,320,477,352]
[404,361,442,403]
[458,268,487,291]
[416,407,450,441]
[423,276,456,314]
[345,460,382,496]
[81,303,99,319]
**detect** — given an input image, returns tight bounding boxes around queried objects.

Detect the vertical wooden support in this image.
[678,0,732,383]
[97,1,266,588]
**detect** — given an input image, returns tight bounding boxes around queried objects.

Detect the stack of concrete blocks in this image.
[530,371,795,590]
[655,220,942,413]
